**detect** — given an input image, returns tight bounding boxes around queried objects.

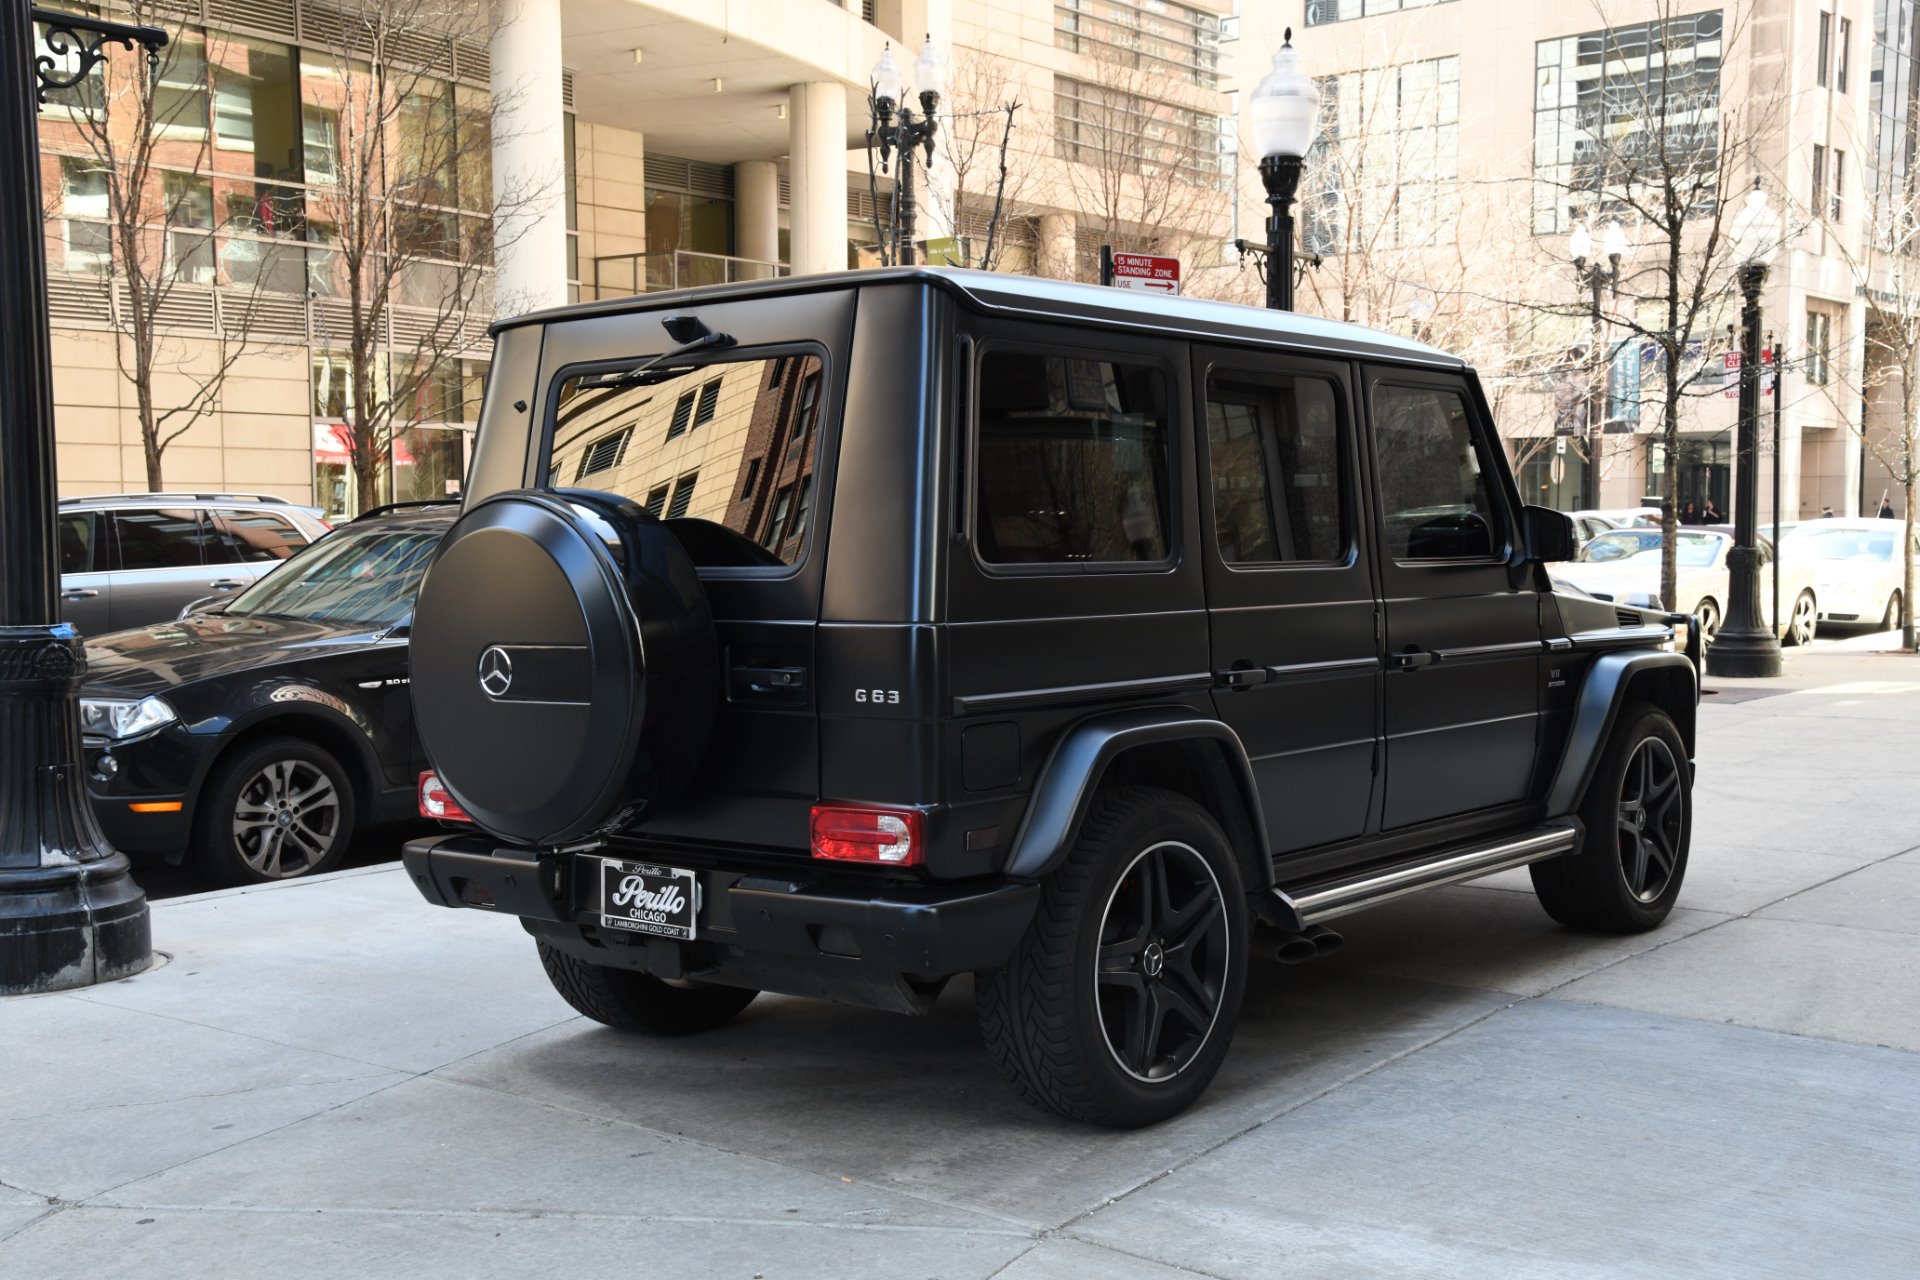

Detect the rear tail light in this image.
[418,770,472,823]
[810,804,924,866]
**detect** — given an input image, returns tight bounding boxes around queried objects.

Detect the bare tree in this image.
[41,2,268,491]
[300,0,536,512]
[924,46,1029,271]
[1531,0,1782,612]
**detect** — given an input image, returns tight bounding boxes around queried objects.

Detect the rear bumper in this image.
[403,834,1039,1005]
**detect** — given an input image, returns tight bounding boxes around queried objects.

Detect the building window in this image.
[59,158,112,274]
[1806,311,1831,385]
[694,378,721,427]
[644,483,669,516]
[1053,74,1227,192]
[575,428,633,479]
[1304,0,1458,27]
[1813,142,1826,218]
[1533,11,1724,234]
[1838,17,1852,92]
[1305,56,1460,253]
[666,390,696,440]
[665,471,698,519]
[1818,12,1831,87]
[163,172,217,284]
[1831,149,1846,218]
[1054,0,1223,89]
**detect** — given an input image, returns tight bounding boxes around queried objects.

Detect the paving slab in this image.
[1325,884,1727,996]
[990,1237,1208,1279]
[0,995,406,1200]
[1757,857,1920,935]
[1469,844,1868,918]
[0,1205,1032,1280]
[69,868,577,1073]
[439,964,1506,1229]
[1069,1000,1920,1280]
[1553,916,1920,1050]
[99,1074,1018,1235]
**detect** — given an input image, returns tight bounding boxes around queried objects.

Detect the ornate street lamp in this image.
[1247,27,1317,311]
[1569,215,1627,509]
[866,36,943,266]
[1,7,167,992]
[1707,179,1784,678]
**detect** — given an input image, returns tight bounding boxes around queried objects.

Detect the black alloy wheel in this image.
[1531,703,1690,933]
[1614,736,1683,903]
[1095,841,1232,1082]
[977,786,1249,1128]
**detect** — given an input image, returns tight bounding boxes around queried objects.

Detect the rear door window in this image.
[59,511,97,573]
[210,510,306,562]
[110,508,211,570]
[972,349,1172,566]
[550,352,824,567]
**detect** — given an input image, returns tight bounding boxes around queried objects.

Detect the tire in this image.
[1530,704,1690,933]
[1785,590,1818,647]
[538,942,757,1034]
[1884,590,1905,632]
[192,735,356,886]
[1693,598,1720,648]
[976,786,1249,1128]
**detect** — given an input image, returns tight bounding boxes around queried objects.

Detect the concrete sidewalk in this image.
[4,652,1919,1279]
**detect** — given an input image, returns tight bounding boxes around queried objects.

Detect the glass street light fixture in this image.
[2,6,168,993]
[866,36,943,266]
[1569,214,1628,509]
[1708,179,1784,679]
[1247,27,1317,311]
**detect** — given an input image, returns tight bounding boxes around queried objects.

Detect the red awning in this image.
[313,422,416,468]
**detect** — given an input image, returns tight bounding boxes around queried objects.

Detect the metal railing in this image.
[589,250,788,300]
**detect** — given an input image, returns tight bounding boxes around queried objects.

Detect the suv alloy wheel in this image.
[978,786,1248,1127]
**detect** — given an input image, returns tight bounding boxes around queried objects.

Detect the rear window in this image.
[550,352,824,567]
[973,349,1172,566]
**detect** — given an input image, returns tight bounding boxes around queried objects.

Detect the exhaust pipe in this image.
[1305,924,1343,957]
[1272,925,1345,964]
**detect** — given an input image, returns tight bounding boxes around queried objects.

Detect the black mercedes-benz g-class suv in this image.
[402,269,1700,1127]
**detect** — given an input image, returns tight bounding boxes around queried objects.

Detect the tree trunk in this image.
[1906,376,1917,651]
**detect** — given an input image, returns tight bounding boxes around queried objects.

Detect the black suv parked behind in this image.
[403,270,1700,1127]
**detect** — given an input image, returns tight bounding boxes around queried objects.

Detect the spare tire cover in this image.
[410,489,717,846]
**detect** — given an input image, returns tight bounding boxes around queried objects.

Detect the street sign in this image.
[1722,348,1774,398]
[922,236,962,267]
[1109,252,1181,295]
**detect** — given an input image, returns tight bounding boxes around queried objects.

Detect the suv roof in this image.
[60,492,306,507]
[492,266,1460,368]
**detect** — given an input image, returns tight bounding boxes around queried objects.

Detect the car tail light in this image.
[418,770,472,823]
[810,804,923,866]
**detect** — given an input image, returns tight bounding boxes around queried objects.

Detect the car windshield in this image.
[1580,530,1721,568]
[222,524,441,628]
[1793,529,1897,562]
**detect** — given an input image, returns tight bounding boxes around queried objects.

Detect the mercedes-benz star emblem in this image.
[477,646,514,698]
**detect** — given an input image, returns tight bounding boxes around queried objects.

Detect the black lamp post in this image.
[0,5,165,994]
[1247,27,1316,311]
[1707,179,1784,679]
[867,37,943,267]
[1569,215,1626,510]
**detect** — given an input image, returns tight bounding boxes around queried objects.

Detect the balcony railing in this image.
[589,250,789,300]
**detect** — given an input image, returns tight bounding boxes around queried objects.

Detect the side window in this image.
[549,352,825,568]
[111,508,209,571]
[974,349,1172,566]
[1206,374,1345,564]
[1372,383,1500,561]
[59,512,96,574]
[212,511,306,563]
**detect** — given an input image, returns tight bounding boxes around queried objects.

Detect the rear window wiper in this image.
[582,314,736,389]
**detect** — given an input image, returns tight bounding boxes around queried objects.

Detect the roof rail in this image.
[349,499,462,522]
[60,491,296,505]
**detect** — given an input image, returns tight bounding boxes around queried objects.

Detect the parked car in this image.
[1554,526,1819,646]
[1591,506,1662,528]
[1779,518,1917,629]
[58,492,331,636]
[1566,509,1624,551]
[401,268,1700,1128]
[78,502,456,885]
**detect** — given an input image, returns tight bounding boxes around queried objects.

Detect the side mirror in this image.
[1521,505,1577,565]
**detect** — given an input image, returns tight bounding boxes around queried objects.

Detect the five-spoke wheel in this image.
[1094,841,1232,1083]
[1785,590,1818,647]
[1614,736,1683,904]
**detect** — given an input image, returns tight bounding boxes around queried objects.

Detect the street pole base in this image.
[1704,630,1783,679]
[0,852,151,995]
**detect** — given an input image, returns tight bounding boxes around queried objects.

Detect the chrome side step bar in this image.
[1264,821,1580,931]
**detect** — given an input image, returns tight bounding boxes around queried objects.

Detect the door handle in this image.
[62,588,99,599]
[1391,649,1436,670]
[732,665,806,694]
[1214,666,1269,690]
[207,579,245,591]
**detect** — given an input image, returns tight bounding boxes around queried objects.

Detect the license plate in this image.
[597,859,698,941]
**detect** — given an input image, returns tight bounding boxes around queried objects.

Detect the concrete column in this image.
[787,82,848,276]
[1038,211,1077,280]
[490,0,569,320]
[733,160,781,268]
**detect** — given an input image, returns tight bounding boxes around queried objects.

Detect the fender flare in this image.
[1003,706,1270,884]
[1545,649,1697,816]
